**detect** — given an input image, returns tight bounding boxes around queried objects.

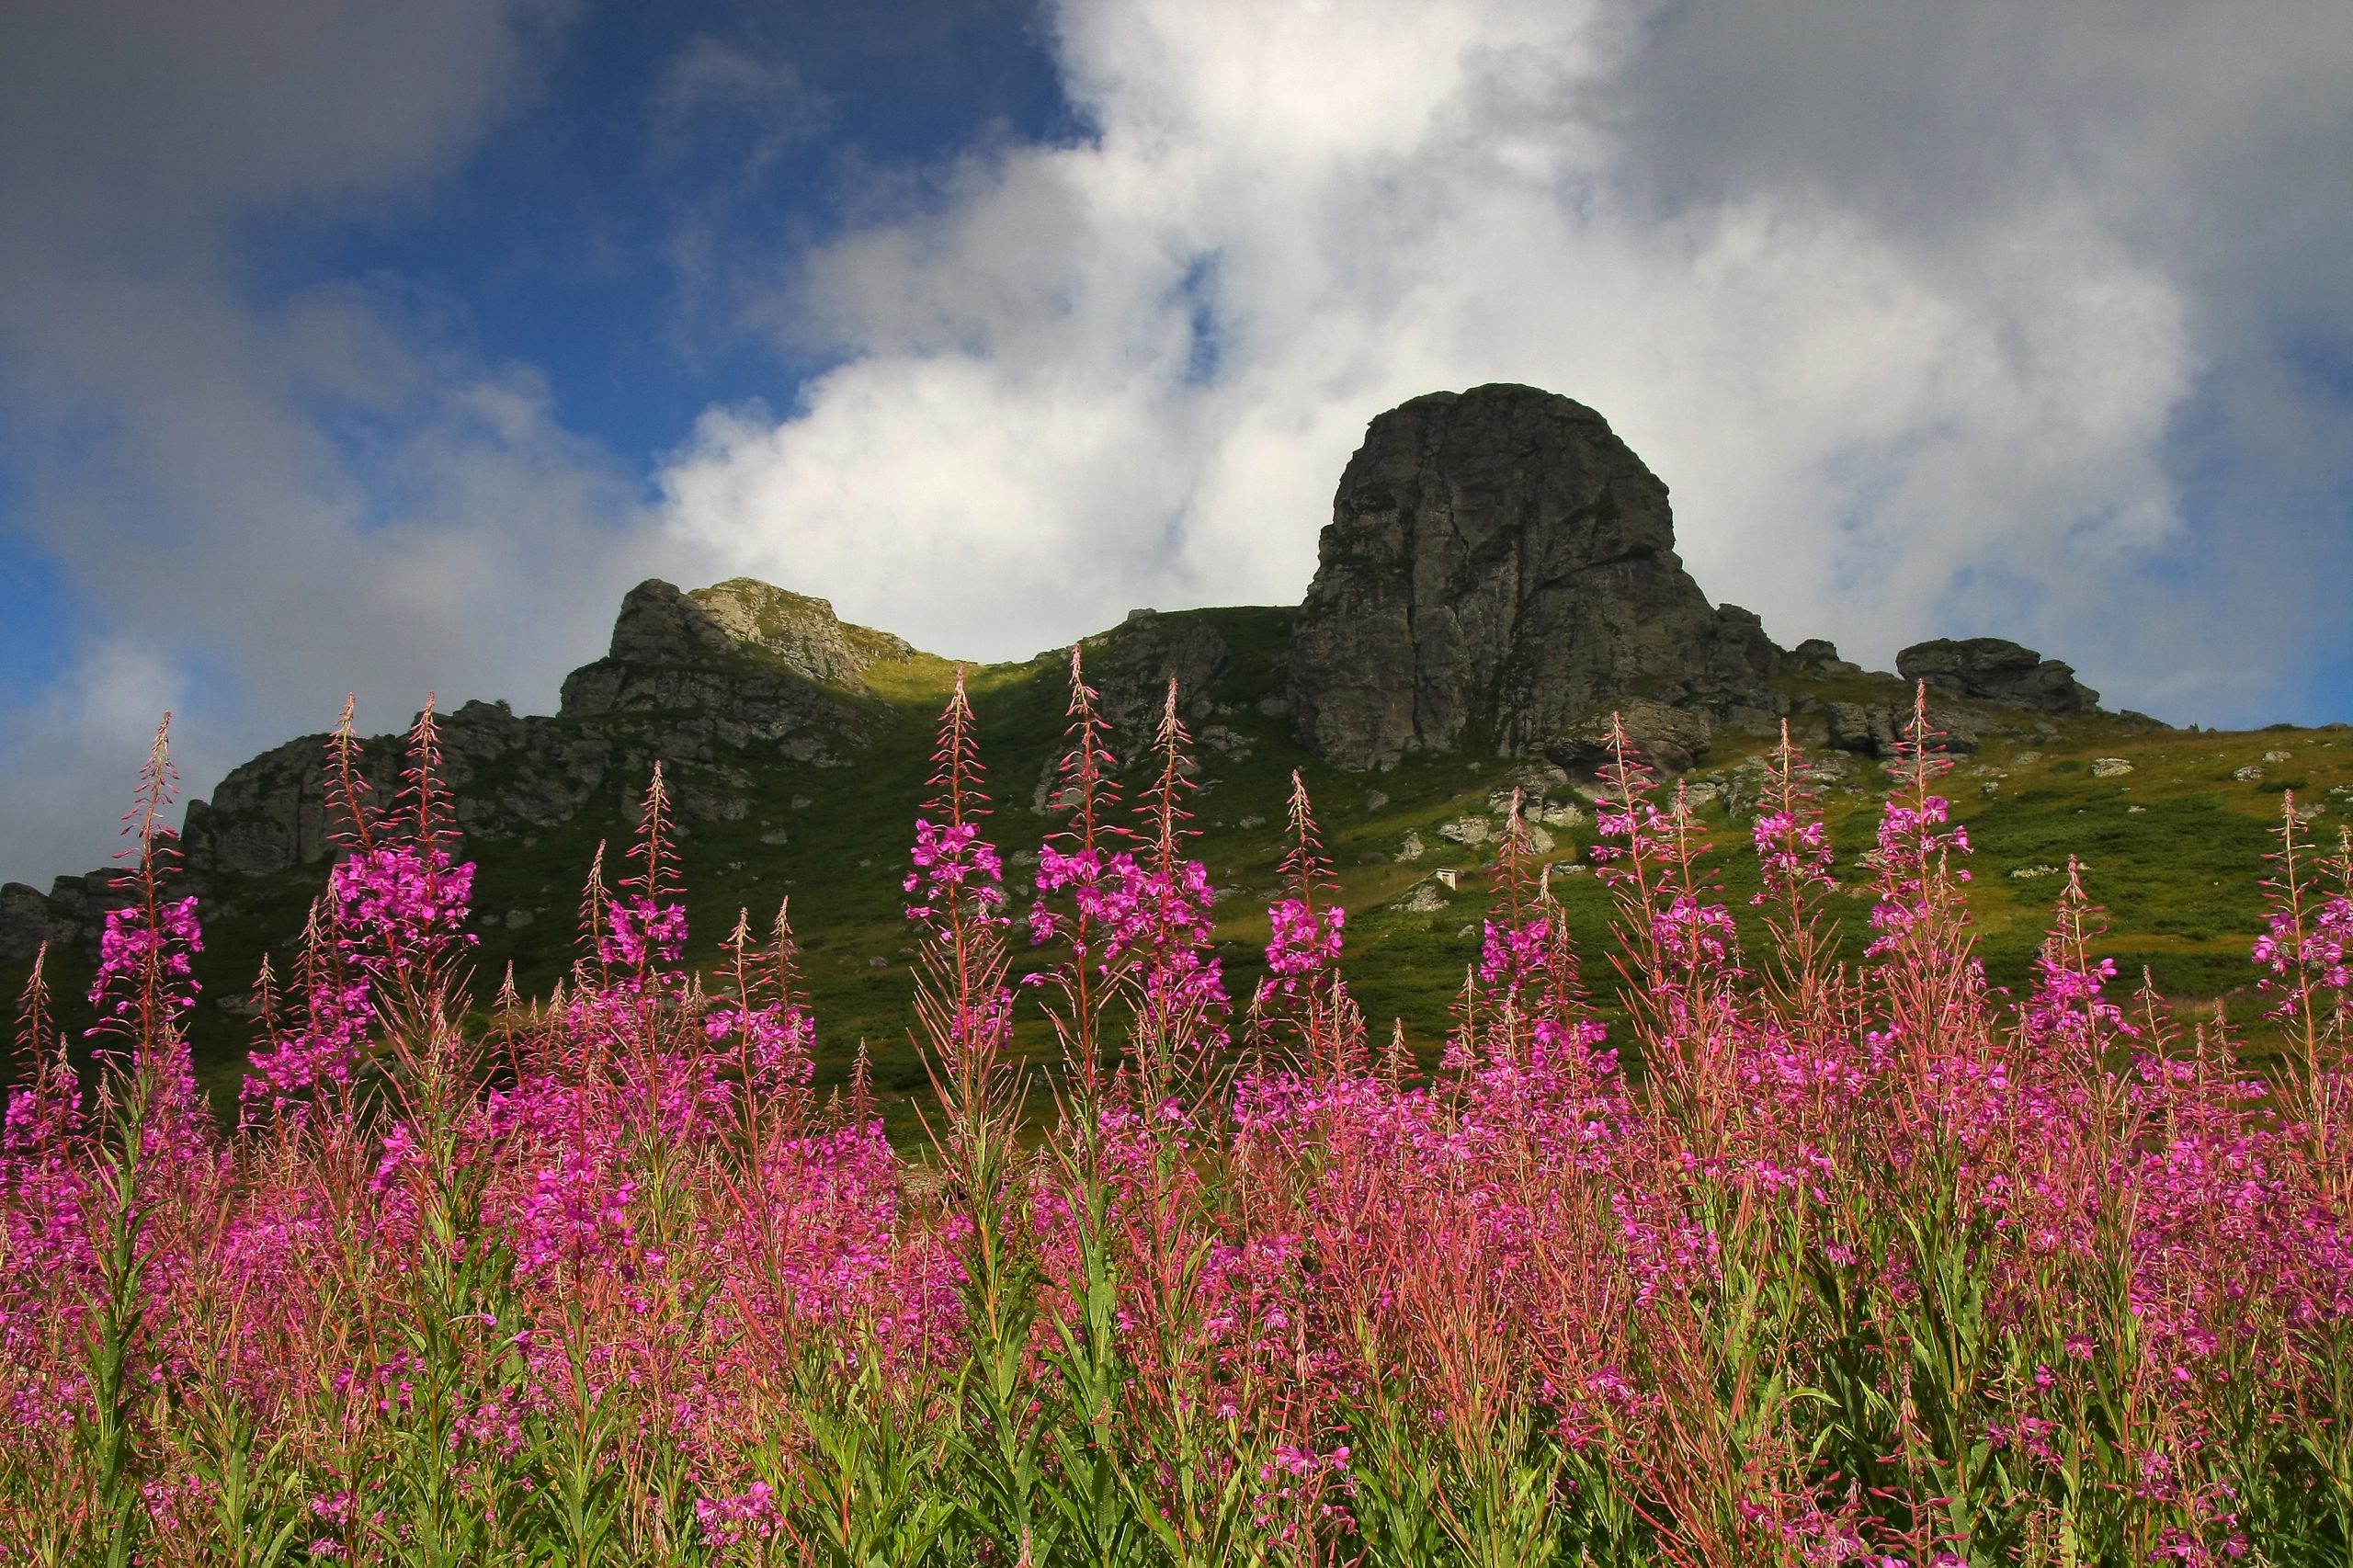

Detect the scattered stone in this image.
[2009,752,2042,767]
[1237,815,1266,830]
[1457,925,1478,940]
[2090,757,2134,778]
[2010,865,2062,880]
[1396,832,1426,862]
[1438,816,1495,847]
[1535,801,1587,829]
[2234,766,2267,783]
[1982,781,2002,796]
[758,828,790,846]
[791,795,813,810]
[504,908,535,930]
[1364,789,1391,812]
[2264,749,2294,763]
[2128,804,2146,813]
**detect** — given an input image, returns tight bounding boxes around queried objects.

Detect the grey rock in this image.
[1788,637,1866,677]
[0,881,72,961]
[1401,881,1449,913]
[1824,702,1897,758]
[1081,610,1234,758]
[1545,697,1715,776]
[1824,701,1983,759]
[1437,816,1494,847]
[600,577,914,691]
[1895,638,2098,713]
[560,579,878,757]
[1289,384,1779,769]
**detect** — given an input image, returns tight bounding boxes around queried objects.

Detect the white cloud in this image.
[5,0,2348,885]
[659,0,2348,724]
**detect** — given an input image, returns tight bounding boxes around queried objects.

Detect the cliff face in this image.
[1286,384,1782,770]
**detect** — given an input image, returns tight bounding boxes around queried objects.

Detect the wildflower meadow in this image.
[3,654,2350,1566]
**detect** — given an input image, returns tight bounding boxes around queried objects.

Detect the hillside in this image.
[0,385,2333,1132]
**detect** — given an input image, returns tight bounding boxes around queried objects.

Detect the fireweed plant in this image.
[3,676,2351,1565]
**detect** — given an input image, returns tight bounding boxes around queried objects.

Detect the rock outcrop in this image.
[560,579,893,748]
[1787,638,1865,678]
[1288,384,1780,769]
[1823,700,1981,759]
[3,385,2141,969]
[0,579,903,959]
[1545,699,1716,777]
[1895,638,2097,714]
[1080,609,1234,753]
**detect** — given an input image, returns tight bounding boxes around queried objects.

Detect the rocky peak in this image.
[1287,382,1780,769]
[597,578,915,692]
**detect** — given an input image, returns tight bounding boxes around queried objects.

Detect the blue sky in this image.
[1,0,2349,883]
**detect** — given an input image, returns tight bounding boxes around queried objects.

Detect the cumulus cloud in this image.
[661,0,2352,718]
[0,0,674,883]
[6,0,2348,885]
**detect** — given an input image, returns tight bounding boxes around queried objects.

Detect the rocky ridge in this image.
[0,383,2135,960]
[0,581,893,958]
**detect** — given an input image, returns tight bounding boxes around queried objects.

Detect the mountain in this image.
[13,382,2313,1119]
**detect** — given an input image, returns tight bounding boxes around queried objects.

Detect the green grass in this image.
[8,611,2347,1139]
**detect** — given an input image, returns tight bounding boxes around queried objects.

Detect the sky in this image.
[1,0,2349,885]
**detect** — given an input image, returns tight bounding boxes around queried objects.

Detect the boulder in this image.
[1895,638,2098,713]
[1288,384,1779,768]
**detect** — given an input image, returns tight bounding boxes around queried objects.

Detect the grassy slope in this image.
[9,609,2344,1139]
